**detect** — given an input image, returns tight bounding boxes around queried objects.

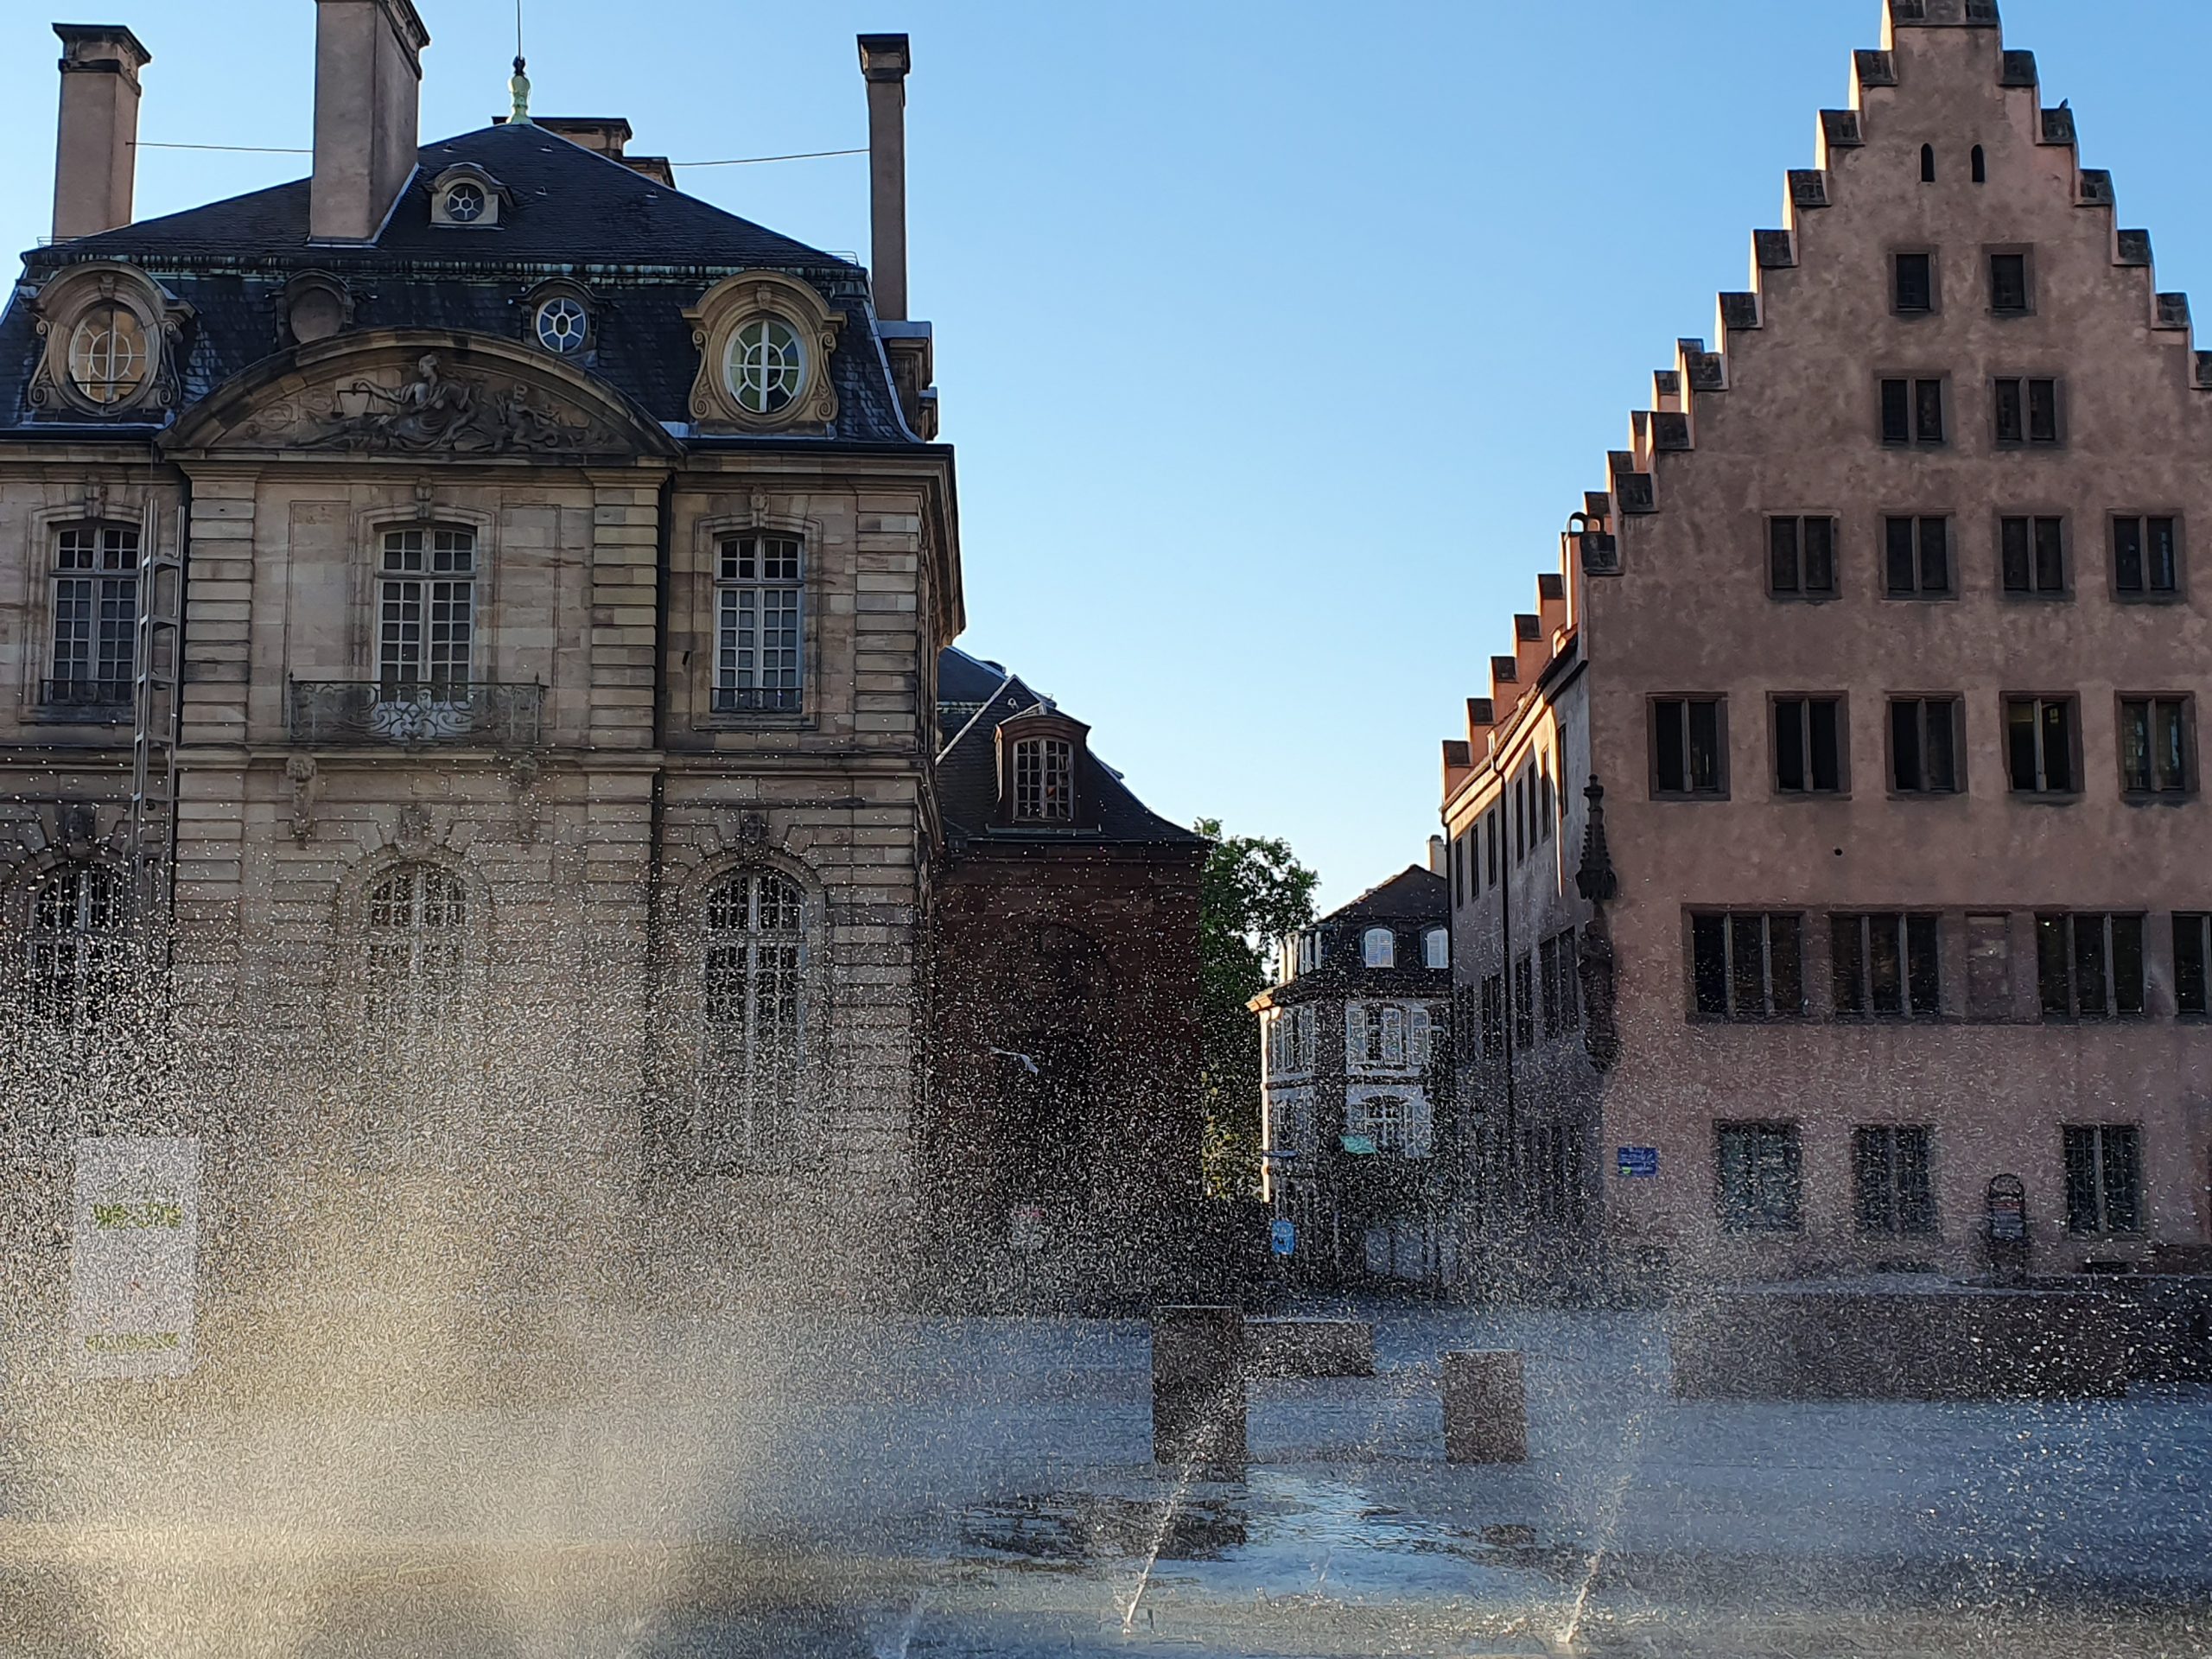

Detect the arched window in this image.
[363,862,468,1036]
[1971,144,1986,184]
[1919,143,1936,183]
[1423,927,1449,970]
[1012,736,1075,821]
[699,868,805,1155]
[25,862,124,1030]
[1363,926,1395,969]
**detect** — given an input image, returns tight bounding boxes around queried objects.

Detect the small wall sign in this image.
[1617,1146,1659,1179]
[1269,1217,1296,1257]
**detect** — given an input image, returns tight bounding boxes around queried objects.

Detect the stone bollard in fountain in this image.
[1442,1349,1528,1464]
[1151,1305,1246,1468]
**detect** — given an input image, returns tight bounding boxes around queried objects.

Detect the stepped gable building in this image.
[0,8,972,1297]
[1439,0,2211,1288]
[924,646,1205,1307]
[1252,859,1452,1285]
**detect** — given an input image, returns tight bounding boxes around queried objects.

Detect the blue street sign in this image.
[1269,1217,1296,1256]
[1617,1146,1659,1179]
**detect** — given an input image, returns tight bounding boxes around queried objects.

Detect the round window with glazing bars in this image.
[534,296,588,355]
[66,303,149,405]
[442,181,486,223]
[724,316,806,415]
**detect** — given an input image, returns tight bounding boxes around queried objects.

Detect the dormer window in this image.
[536,296,588,353]
[1014,738,1073,821]
[67,304,148,405]
[1423,927,1449,970]
[29,262,183,419]
[683,271,844,433]
[428,164,509,229]
[1363,927,1395,969]
[727,318,806,415]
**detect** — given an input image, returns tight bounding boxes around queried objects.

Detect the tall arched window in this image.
[699,868,805,1155]
[1919,143,1936,183]
[26,862,124,1030]
[1363,926,1395,969]
[363,862,468,1037]
[1971,145,1986,184]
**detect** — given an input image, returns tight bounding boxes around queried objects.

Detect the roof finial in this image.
[509,0,532,125]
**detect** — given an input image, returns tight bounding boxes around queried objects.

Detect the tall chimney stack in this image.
[51,24,152,242]
[310,0,430,243]
[857,33,911,321]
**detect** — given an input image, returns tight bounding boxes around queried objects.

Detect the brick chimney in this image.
[310,0,430,243]
[51,24,152,242]
[857,33,910,321]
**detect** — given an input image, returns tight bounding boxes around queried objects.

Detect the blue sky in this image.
[3,1,2207,906]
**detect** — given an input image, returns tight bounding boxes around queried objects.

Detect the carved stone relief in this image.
[233,353,613,454]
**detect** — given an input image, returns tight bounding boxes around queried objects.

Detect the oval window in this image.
[67,302,149,405]
[725,316,806,415]
[534,296,588,355]
[443,181,486,223]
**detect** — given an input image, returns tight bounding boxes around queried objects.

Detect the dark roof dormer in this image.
[994,706,1091,830]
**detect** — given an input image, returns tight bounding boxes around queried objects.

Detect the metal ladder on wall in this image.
[127,505,185,957]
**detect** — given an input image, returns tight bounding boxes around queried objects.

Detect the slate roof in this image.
[1321,866,1448,927]
[935,646,1201,849]
[0,123,916,442]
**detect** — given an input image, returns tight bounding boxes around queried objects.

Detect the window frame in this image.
[1878,374,1948,447]
[1964,912,2015,1021]
[709,531,807,719]
[1649,696,1730,800]
[1687,910,1806,1022]
[1715,1120,1804,1235]
[1362,926,1395,969]
[1891,249,1937,316]
[1986,247,2033,317]
[1997,512,2069,599]
[21,860,127,1039]
[1770,692,1849,798]
[1829,912,1943,1020]
[1885,694,1964,797]
[2108,512,2185,601]
[2062,1123,2144,1237]
[373,524,479,700]
[693,865,811,1166]
[2114,693,2195,800]
[2173,912,2209,1020]
[1991,374,2063,447]
[1766,513,1840,601]
[2035,912,2147,1021]
[1853,1124,1937,1237]
[1881,514,1954,599]
[2003,693,2082,798]
[42,518,142,718]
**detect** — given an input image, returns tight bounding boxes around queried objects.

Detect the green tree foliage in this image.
[1192,817,1319,1199]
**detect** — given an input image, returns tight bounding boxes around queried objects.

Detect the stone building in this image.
[1252,860,1452,1285]
[0,7,976,1306]
[1440,0,2212,1288]
[922,647,1205,1308]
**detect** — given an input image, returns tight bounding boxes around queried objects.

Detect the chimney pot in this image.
[857,32,911,322]
[51,22,153,241]
[310,0,430,244]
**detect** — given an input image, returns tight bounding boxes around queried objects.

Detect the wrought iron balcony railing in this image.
[41,677,133,715]
[711,685,803,715]
[288,679,543,748]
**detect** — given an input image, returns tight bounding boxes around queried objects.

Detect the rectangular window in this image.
[1652,697,1726,797]
[714,534,804,714]
[2037,912,2146,1020]
[1988,251,2029,315]
[2063,1124,2143,1236]
[2112,516,2180,596]
[1536,931,1579,1040]
[1480,973,1504,1057]
[1012,736,1076,819]
[48,522,140,709]
[1689,912,1803,1020]
[2005,696,2076,793]
[1884,516,1950,596]
[1716,1122,1802,1233]
[1888,696,1960,793]
[1452,835,1465,907]
[1854,1125,1936,1236]
[1879,378,1945,445]
[1831,912,1942,1018]
[1999,516,2066,595]
[1767,516,1838,598]
[1485,808,1499,886]
[1773,696,1844,794]
[378,525,474,695]
[1513,956,1535,1049]
[1379,1005,1405,1066]
[1994,377,2060,444]
[2175,913,2209,1017]
[2119,696,2191,796]
[1966,913,2012,1019]
[1892,251,1933,314]
[1515,768,1528,863]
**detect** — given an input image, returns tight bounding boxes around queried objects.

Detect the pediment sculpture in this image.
[233,353,612,455]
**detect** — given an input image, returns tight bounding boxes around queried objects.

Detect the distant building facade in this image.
[923,650,1205,1308]
[1252,862,1452,1284]
[1440,0,2212,1288]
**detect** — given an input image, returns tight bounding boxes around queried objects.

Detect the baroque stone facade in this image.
[1440,0,2212,1288]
